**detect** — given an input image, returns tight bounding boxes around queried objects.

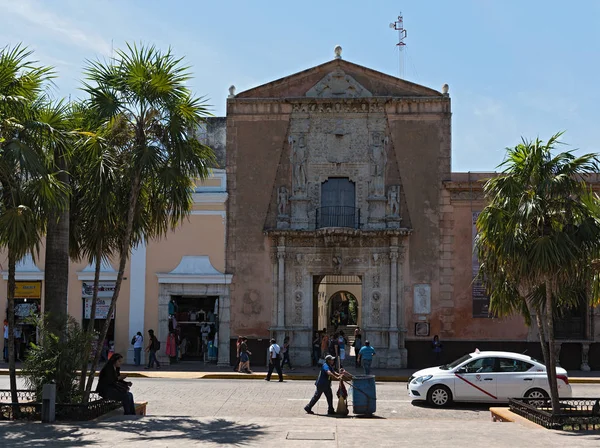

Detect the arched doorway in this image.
[328,291,359,328]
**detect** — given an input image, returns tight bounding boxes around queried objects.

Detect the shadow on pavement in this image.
[0,417,266,447]
[0,422,95,447]
[410,400,490,412]
[97,416,266,445]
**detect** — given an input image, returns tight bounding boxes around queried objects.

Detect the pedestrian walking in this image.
[233,336,243,372]
[337,331,347,368]
[320,331,329,360]
[432,335,443,362]
[238,337,252,373]
[304,354,343,415]
[265,338,283,382]
[131,331,144,366]
[312,332,321,366]
[280,336,294,370]
[357,340,376,375]
[144,329,161,369]
[353,327,362,368]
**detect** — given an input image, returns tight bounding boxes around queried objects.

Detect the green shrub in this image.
[22,315,91,404]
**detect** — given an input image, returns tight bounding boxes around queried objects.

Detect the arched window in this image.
[328,291,359,327]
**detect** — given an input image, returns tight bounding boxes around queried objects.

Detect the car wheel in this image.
[525,388,549,407]
[427,385,452,407]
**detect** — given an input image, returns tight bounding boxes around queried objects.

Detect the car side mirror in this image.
[456,367,467,374]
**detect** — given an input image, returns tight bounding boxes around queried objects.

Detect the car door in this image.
[453,357,499,402]
[494,357,536,401]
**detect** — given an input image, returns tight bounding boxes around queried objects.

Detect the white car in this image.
[408,350,572,407]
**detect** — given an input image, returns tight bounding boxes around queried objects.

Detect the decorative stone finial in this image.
[228,85,236,98]
[442,83,449,96]
[334,45,342,59]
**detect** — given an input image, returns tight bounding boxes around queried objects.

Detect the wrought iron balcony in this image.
[315,206,360,229]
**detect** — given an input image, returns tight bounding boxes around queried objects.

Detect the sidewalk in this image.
[2,361,600,382]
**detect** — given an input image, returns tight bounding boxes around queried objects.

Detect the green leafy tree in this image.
[81,43,215,400]
[0,45,60,404]
[476,132,600,414]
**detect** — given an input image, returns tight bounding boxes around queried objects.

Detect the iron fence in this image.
[0,390,121,421]
[509,397,600,430]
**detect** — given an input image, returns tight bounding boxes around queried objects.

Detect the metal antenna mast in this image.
[389,13,407,78]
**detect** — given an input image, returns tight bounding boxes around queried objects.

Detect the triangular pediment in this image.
[235,59,442,99]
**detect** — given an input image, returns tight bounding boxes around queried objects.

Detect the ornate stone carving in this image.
[372,273,380,289]
[372,291,381,324]
[278,186,289,216]
[449,190,485,201]
[344,256,368,265]
[289,135,308,194]
[387,186,400,217]
[242,290,262,315]
[332,254,343,274]
[290,100,385,114]
[293,291,303,324]
[305,70,373,98]
[295,270,303,288]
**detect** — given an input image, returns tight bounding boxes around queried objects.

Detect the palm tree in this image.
[0,44,56,404]
[81,43,215,399]
[476,132,600,414]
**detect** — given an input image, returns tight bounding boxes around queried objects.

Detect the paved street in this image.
[1,377,600,446]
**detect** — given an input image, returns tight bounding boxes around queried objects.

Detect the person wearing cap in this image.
[304,354,343,415]
[358,340,376,375]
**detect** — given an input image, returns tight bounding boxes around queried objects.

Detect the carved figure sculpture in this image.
[370,132,387,178]
[278,186,289,216]
[387,186,400,216]
[289,135,307,193]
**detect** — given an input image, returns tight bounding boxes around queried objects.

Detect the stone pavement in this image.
[4,360,600,382]
[1,377,600,447]
[1,416,600,447]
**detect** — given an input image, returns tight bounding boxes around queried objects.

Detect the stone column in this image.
[387,238,401,367]
[277,236,286,328]
[127,241,147,365]
[581,343,591,372]
[217,290,231,366]
[397,246,407,367]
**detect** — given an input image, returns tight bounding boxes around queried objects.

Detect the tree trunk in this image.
[44,158,70,335]
[84,174,143,401]
[545,280,561,414]
[7,250,18,405]
[79,251,102,400]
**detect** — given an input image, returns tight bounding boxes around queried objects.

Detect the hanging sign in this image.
[14,281,42,299]
[82,282,116,319]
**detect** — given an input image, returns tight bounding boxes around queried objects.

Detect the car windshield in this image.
[440,354,472,370]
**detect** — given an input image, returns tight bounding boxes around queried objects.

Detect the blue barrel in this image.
[352,375,376,415]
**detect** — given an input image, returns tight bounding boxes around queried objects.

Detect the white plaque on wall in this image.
[413,284,431,314]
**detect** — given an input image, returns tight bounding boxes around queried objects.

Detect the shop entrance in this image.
[170,295,218,362]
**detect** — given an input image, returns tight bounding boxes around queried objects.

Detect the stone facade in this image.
[226,56,451,367]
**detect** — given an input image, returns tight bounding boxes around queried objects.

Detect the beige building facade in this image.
[1,169,231,366]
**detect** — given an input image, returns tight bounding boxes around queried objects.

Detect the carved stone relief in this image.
[277,186,289,216]
[305,70,373,98]
[289,135,308,195]
[371,291,381,324]
[242,290,263,315]
[387,186,400,217]
[293,291,303,324]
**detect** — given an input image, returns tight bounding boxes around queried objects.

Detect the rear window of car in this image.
[497,358,534,373]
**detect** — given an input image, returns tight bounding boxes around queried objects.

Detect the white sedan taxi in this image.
[408,350,572,407]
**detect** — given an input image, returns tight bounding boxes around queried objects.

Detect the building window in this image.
[317,177,358,228]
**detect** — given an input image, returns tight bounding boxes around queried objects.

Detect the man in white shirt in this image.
[265,338,283,382]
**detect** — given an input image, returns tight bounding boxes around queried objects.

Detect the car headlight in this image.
[414,375,433,384]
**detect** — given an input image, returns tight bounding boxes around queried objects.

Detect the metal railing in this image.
[316,206,360,229]
[509,397,600,430]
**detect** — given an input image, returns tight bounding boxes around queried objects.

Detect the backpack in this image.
[153,337,161,351]
[131,336,136,345]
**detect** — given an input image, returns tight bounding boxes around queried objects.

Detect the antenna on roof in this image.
[389,13,407,79]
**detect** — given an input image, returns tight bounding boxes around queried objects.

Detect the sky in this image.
[1,0,599,172]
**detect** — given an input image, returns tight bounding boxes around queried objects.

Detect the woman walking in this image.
[132,332,143,366]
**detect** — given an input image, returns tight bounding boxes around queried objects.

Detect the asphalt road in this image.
[1,377,599,420]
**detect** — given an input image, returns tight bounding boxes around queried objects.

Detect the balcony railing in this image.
[315,206,360,229]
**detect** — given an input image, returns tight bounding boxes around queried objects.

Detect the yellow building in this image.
[0,169,230,366]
